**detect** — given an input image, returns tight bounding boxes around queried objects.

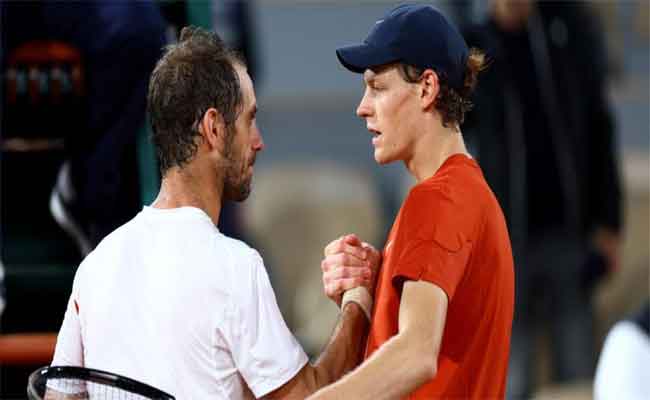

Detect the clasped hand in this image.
[321,234,381,306]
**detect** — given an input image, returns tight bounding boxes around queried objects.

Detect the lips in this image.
[367,126,381,136]
[368,126,381,146]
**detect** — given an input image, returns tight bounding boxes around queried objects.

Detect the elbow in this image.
[416,339,439,383]
[404,339,438,385]
[428,357,438,380]
[397,331,440,385]
[417,355,437,383]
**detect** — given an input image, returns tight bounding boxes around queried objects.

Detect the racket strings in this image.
[44,379,151,400]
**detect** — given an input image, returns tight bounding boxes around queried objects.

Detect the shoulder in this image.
[402,161,490,241]
[214,235,269,294]
[216,235,264,270]
[408,159,489,211]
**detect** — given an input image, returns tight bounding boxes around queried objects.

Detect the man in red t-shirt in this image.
[309,4,514,400]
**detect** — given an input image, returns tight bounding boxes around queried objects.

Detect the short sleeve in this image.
[389,186,475,301]
[392,239,472,301]
[221,251,308,397]
[51,271,84,367]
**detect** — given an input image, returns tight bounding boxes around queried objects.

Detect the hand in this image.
[321,234,381,307]
[592,227,622,274]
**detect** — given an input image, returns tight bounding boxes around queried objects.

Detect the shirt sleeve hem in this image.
[248,351,310,398]
[392,270,453,303]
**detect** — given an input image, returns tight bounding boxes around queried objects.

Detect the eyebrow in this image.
[363,72,377,85]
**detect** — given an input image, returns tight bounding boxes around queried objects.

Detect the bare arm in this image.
[264,302,369,399]
[264,235,377,399]
[307,280,448,400]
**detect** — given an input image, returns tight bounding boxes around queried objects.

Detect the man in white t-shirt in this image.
[594,301,650,400]
[51,26,376,399]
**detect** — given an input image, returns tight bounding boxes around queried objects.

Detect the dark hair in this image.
[398,47,487,129]
[147,26,244,175]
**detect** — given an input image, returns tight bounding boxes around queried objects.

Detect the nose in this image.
[252,124,265,152]
[356,89,372,119]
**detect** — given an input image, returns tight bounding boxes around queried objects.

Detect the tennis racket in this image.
[27,366,175,400]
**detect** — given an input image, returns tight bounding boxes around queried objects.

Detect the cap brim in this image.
[336,42,398,73]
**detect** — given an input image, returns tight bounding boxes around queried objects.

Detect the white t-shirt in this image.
[594,320,650,400]
[52,206,308,399]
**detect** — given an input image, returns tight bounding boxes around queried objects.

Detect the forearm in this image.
[308,302,369,389]
[308,330,436,400]
[260,302,369,400]
[309,281,448,400]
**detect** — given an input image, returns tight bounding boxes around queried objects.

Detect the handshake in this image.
[321,234,382,321]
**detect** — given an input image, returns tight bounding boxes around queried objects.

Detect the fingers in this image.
[324,237,342,257]
[361,242,379,258]
[322,254,372,300]
[342,233,362,246]
[321,252,369,272]
[324,277,371,299]
[324,265,372,280]
[321,234,379,307]
[361,242,381,269]
[324,235,367,260]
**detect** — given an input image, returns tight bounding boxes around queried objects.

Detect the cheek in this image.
[380,92,406,121]
[239,134,251,165]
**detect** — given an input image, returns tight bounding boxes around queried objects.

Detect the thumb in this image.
[343,233,362,246]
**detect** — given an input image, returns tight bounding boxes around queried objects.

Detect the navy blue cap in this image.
[336,4,469,90]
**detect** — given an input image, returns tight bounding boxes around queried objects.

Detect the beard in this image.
[220,124,253,202]
[222,149,254,203]
[223,161,252,202]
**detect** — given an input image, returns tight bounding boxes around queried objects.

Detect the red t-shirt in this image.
[364,154,514,399]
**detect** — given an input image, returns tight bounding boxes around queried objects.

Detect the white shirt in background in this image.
[594,320,650,400]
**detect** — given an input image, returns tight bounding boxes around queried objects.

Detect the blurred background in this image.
[0,1,647,398]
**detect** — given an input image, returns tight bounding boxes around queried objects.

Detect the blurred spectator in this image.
[594,301,650,400]
[4,1,166,256]
[212,0,260,241]
[0,2,4,320]
[463,0,622,398]
[0,260,4,318]
[213,0,259,85]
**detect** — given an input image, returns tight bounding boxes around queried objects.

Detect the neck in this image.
[151,163,223,226]
[404,120,470,183]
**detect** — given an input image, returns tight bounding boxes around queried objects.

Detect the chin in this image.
[238,180,253,201]
[374,151,393,165]
[223,179,252,202]
[234,185,251,202]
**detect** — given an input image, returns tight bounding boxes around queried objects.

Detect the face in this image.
[356,65,421,165]
[222,65,264,202]
[492,0,533,31]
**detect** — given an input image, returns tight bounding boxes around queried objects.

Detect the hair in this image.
[398,47,487,129]
[147,26,245,175]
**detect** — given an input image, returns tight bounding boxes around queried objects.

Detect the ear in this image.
[419,69,440,111]
[198,107,227,150]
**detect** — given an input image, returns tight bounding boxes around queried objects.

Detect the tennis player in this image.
[312,4,514,399]
[51,27,376,399]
